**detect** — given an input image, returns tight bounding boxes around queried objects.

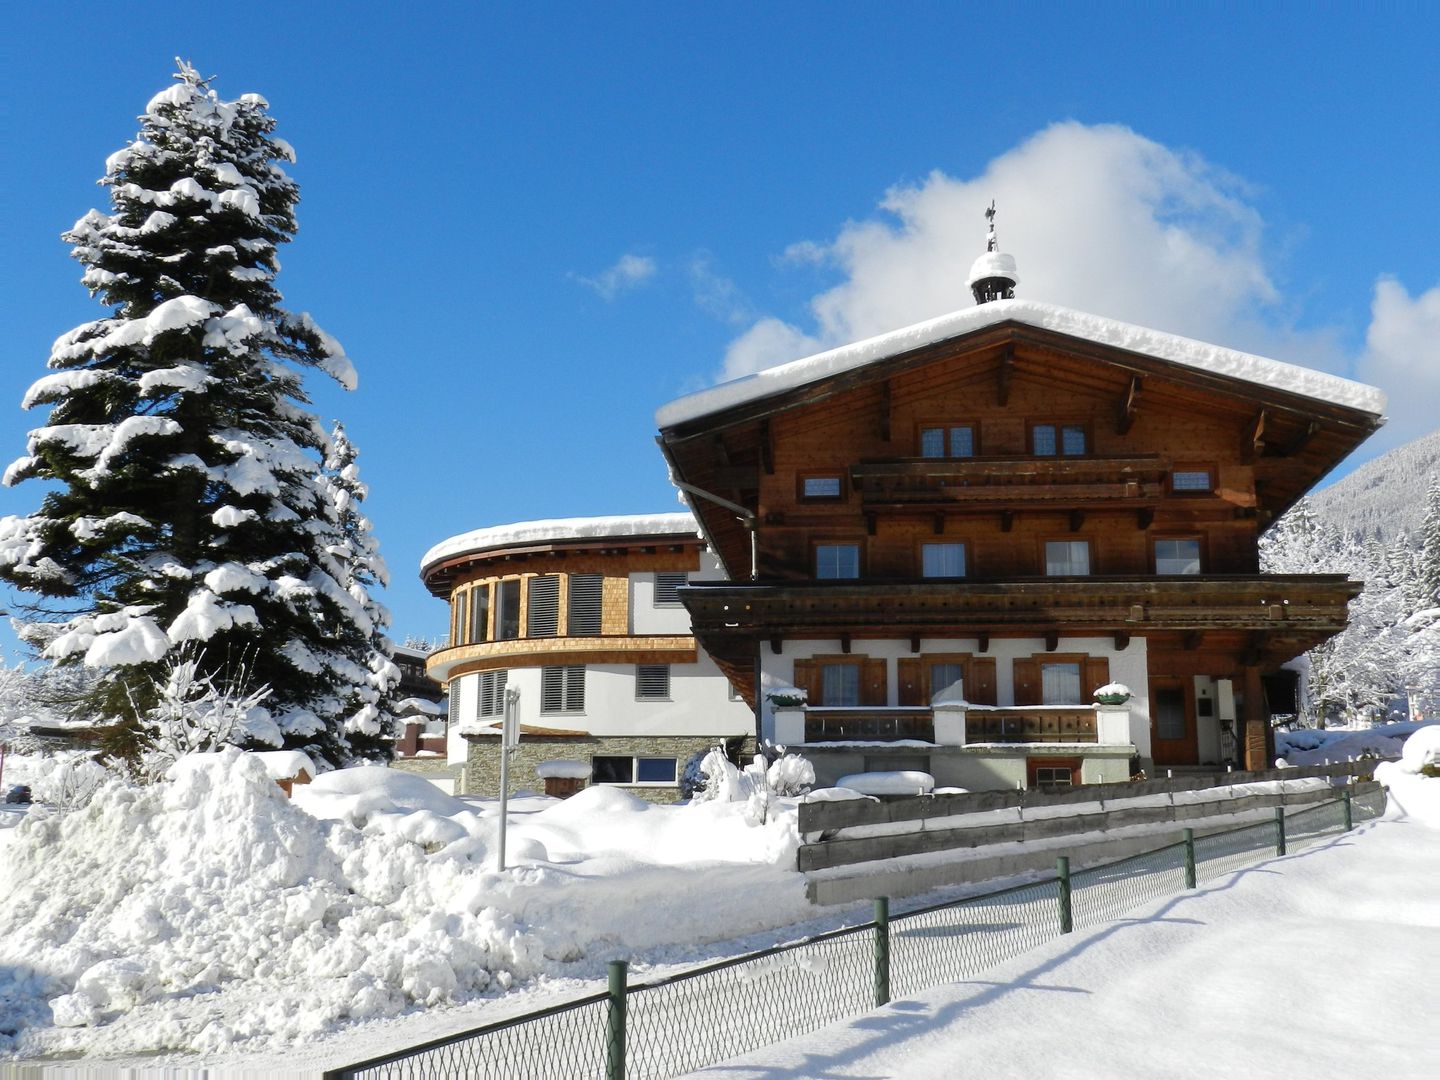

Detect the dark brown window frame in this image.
[915,419,979,459]
[797,472,847,502]
[1041,537,1093,576]
[1152,534,1205,575]
[1028,419,1090,458]
[1168,463,1217,495]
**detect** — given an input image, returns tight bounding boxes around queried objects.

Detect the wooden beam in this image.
[712,434,733,466]
[1137,508,1155,531]
[996,345,1013,406]
[1045,631,1059,652]
[1283,419,1321,458]
[1113,630,1131,650]
[1069,510,1085,532]
[910,633,921,654]
[759,419,774,475]
[878,380,892,442]
[865,512,877,537]
[932,512,945,536]
[977,632,990,653]
[769,636,782,655]
[1001,509,1014,533]
[1117,375,1141,435]
[840,632,852,654]
[1243,409,1267,464]
[1242,664,1267,771]
[1182,630,1203,651]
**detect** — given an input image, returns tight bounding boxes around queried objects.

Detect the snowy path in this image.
[683,819,1440,1079]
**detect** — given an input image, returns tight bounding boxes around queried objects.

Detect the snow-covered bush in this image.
[30,754,112,812]
[689,741,814,822]
[135,651,272,779]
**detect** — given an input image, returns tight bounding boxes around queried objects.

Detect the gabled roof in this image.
[656,299,1386,429]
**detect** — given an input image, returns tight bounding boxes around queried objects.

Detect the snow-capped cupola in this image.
[968,201,1019,305]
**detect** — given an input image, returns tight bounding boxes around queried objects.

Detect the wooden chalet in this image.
[655,239,1385,790]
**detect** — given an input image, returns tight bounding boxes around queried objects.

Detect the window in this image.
[476,670,508,717]
[815,543,860,579]
[496,579,521,640]
[468,585,489,643]
[922,542,967,578]
[919,424,975,458]
[1032,763,1076,787]
[1032,423,1086,456]
[653,572,687,606]
[821,662,861,706]
[592,755,679,785]
[568,574,603,636]
[636,664,671,700]
[447,685,460,725]
[451,591,467,645]
[527,575,560,637]
[1171,469,1213,493]
[1045,540,1091,576]
[1040,661,1083,705]
[541,665,585,713]
[800,475,844,499]
[929,662,965,700]
[1155,539,1201,575]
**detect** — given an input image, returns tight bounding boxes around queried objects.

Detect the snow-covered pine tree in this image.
[0,61,375,768]
[319,420,400,759]
[1419,476,1440,609]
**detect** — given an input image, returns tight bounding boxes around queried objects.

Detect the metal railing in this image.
[325,784,1384,1080]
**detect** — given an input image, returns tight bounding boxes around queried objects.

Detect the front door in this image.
[1150,677,1197,766]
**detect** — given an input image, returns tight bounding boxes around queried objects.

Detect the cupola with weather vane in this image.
[967,201,1019,304]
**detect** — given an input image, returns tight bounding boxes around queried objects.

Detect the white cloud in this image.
[688,254,752,326]
[573,253,656,300]
[1357,278,1440,451]
[713,120,1435,449]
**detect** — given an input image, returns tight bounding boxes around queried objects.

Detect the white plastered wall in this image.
[629,550,728,635]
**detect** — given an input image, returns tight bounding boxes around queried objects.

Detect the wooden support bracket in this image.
[1045,631,1059,652]
[1117,375,1141,435]
[1283,419,1320,457]
[840,632,852,655]
[769,636,782,655]
[1137,508,1155,531]
[1069,510,1085,532]
[977,632,990,653]
[909,633,921,654]
[1001,509,1015,533]
[878,380,892,442]
[932,512,945,536]
[1243,409,1267,464]
[1113,631,1131,650]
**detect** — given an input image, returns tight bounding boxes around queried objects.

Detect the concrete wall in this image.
[801,744,1135,792]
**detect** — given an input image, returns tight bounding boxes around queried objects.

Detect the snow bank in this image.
[655,298,1387,427]
[0,751,533,1056]
[535,759,592,780]
[837,771,936,796]
[1375,726,1440,828]
[421,512,698,575]
[1275,721,1425,766]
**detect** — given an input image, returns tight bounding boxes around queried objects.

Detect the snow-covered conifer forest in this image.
[0,62,398,768]
[1261,431,1440,724]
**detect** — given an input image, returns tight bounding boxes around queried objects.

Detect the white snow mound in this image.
[0,749,533,1055]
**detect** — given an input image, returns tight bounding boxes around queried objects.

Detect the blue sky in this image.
[4,2,1438,646]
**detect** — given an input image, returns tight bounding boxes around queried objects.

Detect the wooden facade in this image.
[658,315,1383,784]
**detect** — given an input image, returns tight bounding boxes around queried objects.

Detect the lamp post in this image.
[496,686,520,872]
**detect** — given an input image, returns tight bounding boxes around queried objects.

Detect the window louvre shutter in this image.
[897,657,923,706]
[636,664,670,699]
[1013,658,1041,706]
[568,574,603,636]
[970,658,998,705]
[542,665,585,712]
[1084,657,1111,700]
[477,670,508,717]
[527,576,560,637]
[447,683,460,725]
[862,658,888,706]
[653,572,687,606]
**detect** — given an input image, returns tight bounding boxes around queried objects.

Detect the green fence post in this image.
[874,896,890,1007]
[607,959,627,1080]
[1342,789,1354,831]
[1274,806,1286,857]
[1183,828,1196,890]
[1056,856,1073,934]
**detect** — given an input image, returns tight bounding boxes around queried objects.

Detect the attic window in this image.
[1171,469,1213,493]
[919,424,975,458]
[1033,423,1086,457]
[800,475,844,500]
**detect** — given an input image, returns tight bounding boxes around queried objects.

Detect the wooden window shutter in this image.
[1013,658,1041,706]
[970,657,998,705]
[861,658,888,706]
[791,659,820,705]
[897,658,923,706]
[1084,657,1111,700]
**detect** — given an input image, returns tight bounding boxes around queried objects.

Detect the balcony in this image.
[777,704,1125,747]
[849,455,1167,510]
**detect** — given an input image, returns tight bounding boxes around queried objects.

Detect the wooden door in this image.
[1150,676,1197,766]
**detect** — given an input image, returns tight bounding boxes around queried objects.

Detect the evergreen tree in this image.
[1419,476,1440,609]
[0,62,377,767]
[319,421,400,759]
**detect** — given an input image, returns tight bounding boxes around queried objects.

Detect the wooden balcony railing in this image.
[803,708,934,742]
[966,709,1098,744]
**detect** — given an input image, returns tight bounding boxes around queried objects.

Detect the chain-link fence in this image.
[326,785,1386,1080]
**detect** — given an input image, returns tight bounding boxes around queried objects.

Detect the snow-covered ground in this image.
[1,728,1436,1077]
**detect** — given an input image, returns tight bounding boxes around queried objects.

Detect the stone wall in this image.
[389,756,466,794]
[464,733,754,804]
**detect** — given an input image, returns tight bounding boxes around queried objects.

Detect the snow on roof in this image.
[249,749,317,780]
[655,299,1388,428]
[421,511,699,575]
